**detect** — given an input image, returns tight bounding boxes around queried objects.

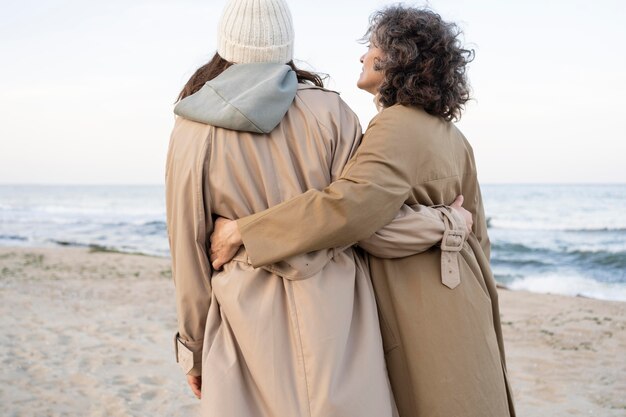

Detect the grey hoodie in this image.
[174,63,298,134]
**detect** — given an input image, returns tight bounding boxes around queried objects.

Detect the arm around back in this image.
[358,201,470,258]
[238,105,439,267]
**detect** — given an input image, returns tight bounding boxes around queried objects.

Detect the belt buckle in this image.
[440,229,465,252]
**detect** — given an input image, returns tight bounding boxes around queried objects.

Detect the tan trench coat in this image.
[237,104,516,417]
[166,86,457,417]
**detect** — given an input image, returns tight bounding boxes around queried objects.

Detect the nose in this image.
[360,53,365,63]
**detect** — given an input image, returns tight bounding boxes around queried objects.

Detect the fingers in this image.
[209,218,244,271]
[187,375,202,399]
[212,258,224,271]
[209,232,224,271]
[449,198,473,234]
[210,217,230,246]
[210,247,237,271]
[191,384,201,399]
[462,208,473,233]
[209,250,224,271]
[209,245,230,270]
[451,194,464,207]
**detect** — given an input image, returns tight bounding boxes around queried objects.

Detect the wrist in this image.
[231,222,243,247]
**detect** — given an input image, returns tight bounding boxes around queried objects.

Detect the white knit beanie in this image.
[217,0,294,64]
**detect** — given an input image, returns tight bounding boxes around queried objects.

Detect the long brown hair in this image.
[177,53,325,102]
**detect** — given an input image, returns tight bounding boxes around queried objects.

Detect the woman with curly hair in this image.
[210,5,516,417]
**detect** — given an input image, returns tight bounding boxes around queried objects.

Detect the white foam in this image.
[509,273,626,302]
[489,218,626,232]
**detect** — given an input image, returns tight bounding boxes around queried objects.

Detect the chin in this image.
[357,84,373,95]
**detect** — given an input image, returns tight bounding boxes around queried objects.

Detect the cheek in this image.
[375,70,384,83]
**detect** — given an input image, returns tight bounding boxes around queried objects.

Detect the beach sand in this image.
[1,247,624,417]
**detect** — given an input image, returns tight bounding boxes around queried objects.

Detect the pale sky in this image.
[1,0,625,184]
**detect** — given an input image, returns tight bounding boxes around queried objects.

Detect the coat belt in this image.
[433,206,466,289]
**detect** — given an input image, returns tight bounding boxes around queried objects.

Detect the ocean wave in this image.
[47,239,168,257]
[492,242,541,254]
[2,206,166,221]
[49,239,89,248]
[566,249,626,269]
[508,273,626,302]
[492,242,626,273]
[143,220,166,226]
[0,234,28,241]
[570,227,626,233]
[493,273,523,284]
[489,221,626,233]
[491,258,548,268]
[56,220,167,229]
[138,221,167,236]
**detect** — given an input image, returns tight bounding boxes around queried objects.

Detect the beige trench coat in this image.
[165,86,456,417]
[237,104,516,417]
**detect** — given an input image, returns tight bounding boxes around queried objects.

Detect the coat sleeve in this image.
[238,106,447,267]
[165,119,213,376]
[473,181,491,260]
[323,100,452,259]
[358,203,466,258]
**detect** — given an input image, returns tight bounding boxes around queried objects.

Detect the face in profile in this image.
[357,41,385,95]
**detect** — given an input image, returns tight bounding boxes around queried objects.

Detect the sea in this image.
[1,184,625,302]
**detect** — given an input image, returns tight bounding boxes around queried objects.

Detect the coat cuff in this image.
[433,206,467,290]
[433,205,468,250]
[174,333,203,376]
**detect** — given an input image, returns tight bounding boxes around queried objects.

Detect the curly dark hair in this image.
[365,6,474,121]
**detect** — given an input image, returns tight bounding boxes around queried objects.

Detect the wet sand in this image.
[1,247,624,416]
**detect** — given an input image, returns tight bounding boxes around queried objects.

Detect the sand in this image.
[0,247,198,417]
[1,247,624,417]
[499,290,626,416]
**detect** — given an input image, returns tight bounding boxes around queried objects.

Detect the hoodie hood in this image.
[174,62,298,134]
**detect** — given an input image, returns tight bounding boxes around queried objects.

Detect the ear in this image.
[373,57,382,71]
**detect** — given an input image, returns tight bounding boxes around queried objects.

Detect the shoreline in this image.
[3,240,624,303]
[1,246,625,416]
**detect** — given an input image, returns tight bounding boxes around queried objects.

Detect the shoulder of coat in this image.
[175,116,213,140]
[372,104,444,129]
[296,84,339,95]
[378,104,436,120]
[294,84,356,124]
[295,85,342,111]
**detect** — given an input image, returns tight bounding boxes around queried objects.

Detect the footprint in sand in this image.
[111,374,132,386]
[140,389,160,400]
[139,375,167,386]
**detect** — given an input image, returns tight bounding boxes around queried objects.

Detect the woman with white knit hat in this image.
[166,0,457,415]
